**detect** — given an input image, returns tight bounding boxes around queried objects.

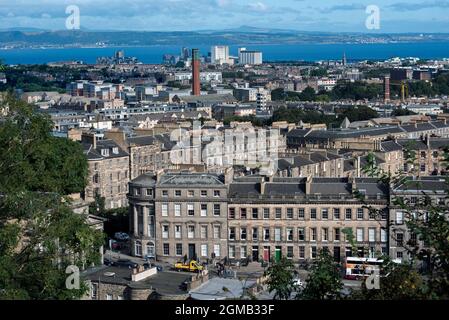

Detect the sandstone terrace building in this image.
[128,172,390,264]
[128,172,229,262]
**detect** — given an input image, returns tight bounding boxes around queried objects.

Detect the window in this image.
[263,208,270,219]
[381,229,387,242]
[200,204,207,217]
[275,208,282,219]
[275,228,281,241]
[106,294,113,300]
[287,228,294,241]
[101,149,109,157]
[252,208,259,219]
[420,151,426,158]
[135,241,142,256]
[311,247,317,259]
[240,228,247,240]
[310,208,317,220]
[287,246,293,259]
[187,204,194,216]
[200,225,207,239]
[175,225,181,239]
[188,190,194,197]
[240,246,247,259]
[91,283,98,299]
[175,190,181,197]
[213,226,220,239]
[229,227,236,240]
[298,208,305,219]
[356,228,364,242]
[229,208,236,219]
[201,244,208,257]
[162,226,169,239]
[322,228,329,242]
[214,204,221,216]
[214,244,221,257]
[396,211,403,224]
[357,208,364,220]
[134,188,141,196]
[333,208,340,220]
[396,233,404,246]
[174,204,181,217]
[162,190,168,197]
[322,208,329,220]
[176,243,182,256]
[201,190,207,197]
[214,190,220,197]
[298,228,305,241]
[241,208,247,219]
[345,208,352,220]
[229,246,235,258]
[396,251,403,259]
[287,208,294,219]
[161,203,168,217]
[252,228,258,241]
[163,243,169,256]
[264,228,270,241]
[420,164,426,172]
[188,226,195,239]
[310,228,317,241]
[146,189,153,196]
[334,228,340,242]
[369,228,376,242]
[299,246,305,259]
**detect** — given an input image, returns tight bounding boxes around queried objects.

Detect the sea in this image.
[1,42,449,65]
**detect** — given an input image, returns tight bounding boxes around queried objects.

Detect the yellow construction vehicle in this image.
[174,260,204,272]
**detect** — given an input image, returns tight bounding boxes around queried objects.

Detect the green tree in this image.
[264,257,297,300]
[298,250,342,300]
[0,95,104,299]
[354,258,424,300]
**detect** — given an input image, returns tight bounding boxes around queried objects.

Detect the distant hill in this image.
[1,29,449,47]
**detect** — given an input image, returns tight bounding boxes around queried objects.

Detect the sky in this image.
[0,0,448,33]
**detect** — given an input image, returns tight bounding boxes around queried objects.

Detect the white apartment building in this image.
[211,46,232,65]
[238,48,263,65]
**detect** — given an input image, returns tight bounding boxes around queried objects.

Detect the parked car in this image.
[114,232,129,241]
[115,259,138,269]
[104,258,115,266]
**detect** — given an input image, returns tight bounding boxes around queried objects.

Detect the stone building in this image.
[82,134,130,209]
[277,151,345,178]
[83,265,194,300]
[227,176,389,263]
[128,172,390,264]
[389,176,449,263]
[397,137,449,176]
[129,172,229,263]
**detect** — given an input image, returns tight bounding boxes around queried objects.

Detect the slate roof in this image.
[158,173,225,186]
[229,177,388,198]
[381,140,403,152]
[83,139,128,161]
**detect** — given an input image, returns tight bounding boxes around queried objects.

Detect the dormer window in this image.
[101,149,109,157]
[112,147,119,154]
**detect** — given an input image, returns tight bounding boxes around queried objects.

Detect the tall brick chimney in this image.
[192,49,201,96]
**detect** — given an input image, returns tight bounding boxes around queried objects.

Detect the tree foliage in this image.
[264,257,297,300]
[298,250,343,300]
[0,95,104,299]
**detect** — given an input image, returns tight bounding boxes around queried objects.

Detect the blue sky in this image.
[0,0,448,33]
